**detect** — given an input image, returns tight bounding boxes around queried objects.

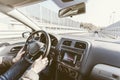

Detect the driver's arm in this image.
[0,56,13,67]
[0,49,25,74]
[0,56,14,74]
[20,69,39,80]
[0,47,25,68]
[0,56,48,80]
[20,56,48,80]
[0,56,39,80]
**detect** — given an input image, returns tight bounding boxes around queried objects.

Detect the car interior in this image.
[0,0,120,80]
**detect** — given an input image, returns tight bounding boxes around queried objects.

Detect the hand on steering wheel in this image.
[30,56,48,73]
[12,30,51,64]
[12,48,25,63]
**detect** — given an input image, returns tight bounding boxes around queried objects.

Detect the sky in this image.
[40,0,120,27]
[71,0,120,27]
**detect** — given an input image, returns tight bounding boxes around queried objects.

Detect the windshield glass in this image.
[17,1,87,35]
[17,0,120,40]
[0,12,31,44]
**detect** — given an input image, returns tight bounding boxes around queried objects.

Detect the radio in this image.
[60,50,82,68]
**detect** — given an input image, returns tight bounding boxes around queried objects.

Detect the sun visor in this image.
[0,0,46,8]
[52,0,87,8]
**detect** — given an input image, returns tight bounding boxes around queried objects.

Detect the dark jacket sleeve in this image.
[0,69,39,80]
[0,56,13,75]
[0,56,39,80]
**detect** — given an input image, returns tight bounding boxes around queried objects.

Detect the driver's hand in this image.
[12,47,25,63]
[30,56,48,73]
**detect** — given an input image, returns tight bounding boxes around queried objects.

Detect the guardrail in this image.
[0,30,25,39]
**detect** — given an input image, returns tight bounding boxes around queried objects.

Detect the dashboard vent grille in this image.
[63,40,72,46]
[74,42,86,49]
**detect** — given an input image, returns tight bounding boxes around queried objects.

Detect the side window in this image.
[0,13,32,44]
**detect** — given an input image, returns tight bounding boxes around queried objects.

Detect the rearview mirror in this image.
[62,0,74,2]
[58,2,85,18]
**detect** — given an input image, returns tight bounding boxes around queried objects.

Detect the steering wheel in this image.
[2,30,51,80]
[24,30,51,62]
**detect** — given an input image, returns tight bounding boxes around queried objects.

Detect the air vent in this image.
[10,46,23,53]
[63,40,72,46]
[74,42,86,49]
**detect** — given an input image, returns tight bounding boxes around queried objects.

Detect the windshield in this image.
[4,0,120,41]
[17,1,87,35]
[0,12,32,44]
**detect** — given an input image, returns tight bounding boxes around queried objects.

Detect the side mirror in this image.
[22,31,31,38]
[59,2,86,18]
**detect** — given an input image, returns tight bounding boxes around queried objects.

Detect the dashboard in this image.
[40,34,58,47]
[2,33,120,80]
[55,38,89,80]
[52,35,120,80]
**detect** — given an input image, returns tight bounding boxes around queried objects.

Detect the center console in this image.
[56,38,88,80]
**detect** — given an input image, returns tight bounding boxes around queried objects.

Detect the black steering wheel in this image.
[24,30,51,62]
